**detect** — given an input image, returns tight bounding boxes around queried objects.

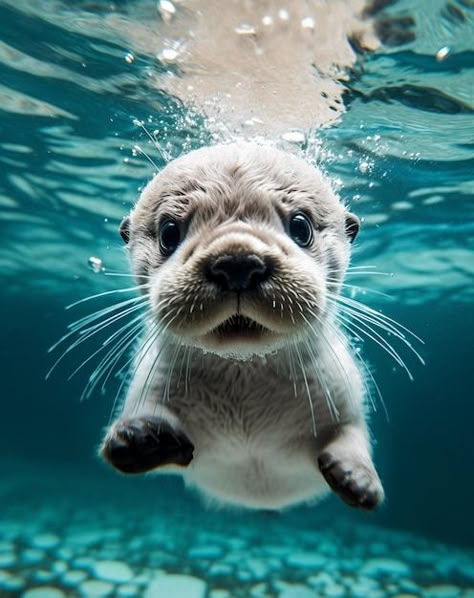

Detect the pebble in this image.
[117,584,140,597]
[56,547,74,560]
[307,572,333,588]
[0,552,16,567]
[208,563,233,577]
[245,557,271,580]
[350,577,381,597]
[324,584,346,598]
[62,570,88,586]
[67,531,103,547]
[79,580,114,597]
[3,575,24,591]
[51,561,68,574]
[31,533,60,549]
[424,585,462,597]
[32,570,55,583]
[286,552,326,569]
[92,560,133,583]
[144,574,207,598]
[361,557,411,577]
[188,545,223,560]
[21,549,44,565]
[279,585,315,598]
[22,589,66,598]
[0,571,12,586]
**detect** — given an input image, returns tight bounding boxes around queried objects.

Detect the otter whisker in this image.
[66,284,149,309]
[103,271,151,279]
[113,320,163,419]
[294,342,317,437]
[356,354,388,419]
[303,311,352,389]
[80,315,147,401]
[328,292,424,348]
[333,300,425,367]
[334,309,414,381]
[163,341,184,405]
[132,144,160,171]
[302,337,340,422]
[69,313,145,383]
[286,346,299,399]
[137,335,171,416]
[46,300,148,379]
[302,311,355,414]
[98,319,147,396]
[133,118,172,163]
[326,278,392,299]
[133,310,182,414]
[48,294,147,354]
[184,345,192,396]
[68,295,148,334]
[320,314,380,415]
[108,318,162,421]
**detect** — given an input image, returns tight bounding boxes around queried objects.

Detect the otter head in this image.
[120,143,359,359]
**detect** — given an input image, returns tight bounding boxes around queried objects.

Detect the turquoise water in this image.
[0,0,473,596]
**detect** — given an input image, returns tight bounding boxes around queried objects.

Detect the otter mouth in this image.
[212,315,268,339]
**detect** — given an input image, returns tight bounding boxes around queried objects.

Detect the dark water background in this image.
[0,0,473,596]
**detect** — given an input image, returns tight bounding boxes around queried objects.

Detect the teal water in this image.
[0,0,473,597]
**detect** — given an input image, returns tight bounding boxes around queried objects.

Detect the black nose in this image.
[206,254,270,291]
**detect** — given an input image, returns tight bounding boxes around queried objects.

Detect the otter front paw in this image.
[318,452,384,511]
[100,416,194,474]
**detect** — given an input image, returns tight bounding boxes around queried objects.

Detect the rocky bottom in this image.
[0,463,472,598]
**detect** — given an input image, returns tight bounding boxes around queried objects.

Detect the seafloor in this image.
[0,462,473,598]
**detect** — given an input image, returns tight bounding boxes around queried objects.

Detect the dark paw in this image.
[101,416,194,474]
[318,452,384,511]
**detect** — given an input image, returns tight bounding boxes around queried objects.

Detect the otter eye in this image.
[289,213,313,248]
[159,219,181,256]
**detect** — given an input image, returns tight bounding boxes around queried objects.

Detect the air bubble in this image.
[158,48,179,63]
[124,52,135,64]
[278,9,290,21]
[262,15,273,26]
[88,257,104,273]
[158,0,176,22]
[436,46,450,61]
[235,23,257,36]
[359,160,374,174]
[281,130,306,144]
[301,17,315,30]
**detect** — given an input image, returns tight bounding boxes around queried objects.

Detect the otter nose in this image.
[206,254,270,291]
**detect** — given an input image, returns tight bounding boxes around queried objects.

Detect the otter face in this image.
[122,144,359,358]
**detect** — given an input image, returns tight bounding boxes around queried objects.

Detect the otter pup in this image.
[100,143,384,510]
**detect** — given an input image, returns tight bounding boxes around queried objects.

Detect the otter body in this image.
[101,143,384,511]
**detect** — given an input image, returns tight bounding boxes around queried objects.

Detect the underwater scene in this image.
[0,0,473,597]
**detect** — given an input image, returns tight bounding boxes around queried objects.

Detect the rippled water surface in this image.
[0,0,473,596]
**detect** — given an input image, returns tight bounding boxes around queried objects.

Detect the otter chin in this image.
[100,143,385,511]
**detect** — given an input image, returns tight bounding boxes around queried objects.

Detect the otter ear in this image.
[345,212,360,243]
[119,216,131,244]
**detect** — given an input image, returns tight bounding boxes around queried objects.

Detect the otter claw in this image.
[101,416,194,474]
